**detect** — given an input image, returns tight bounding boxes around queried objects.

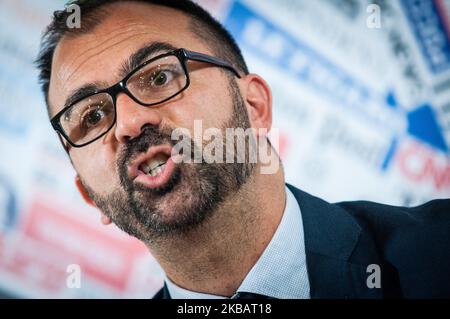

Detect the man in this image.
[36,0,450,299]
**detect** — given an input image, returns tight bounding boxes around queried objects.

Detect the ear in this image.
[241,74,273,138]
[75,176,112,225]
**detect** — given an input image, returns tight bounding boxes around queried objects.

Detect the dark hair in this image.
[36,0,249,110]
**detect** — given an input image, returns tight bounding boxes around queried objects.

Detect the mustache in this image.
[124,125,174,162]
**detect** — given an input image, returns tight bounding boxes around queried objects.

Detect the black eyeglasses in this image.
[50,48,241,148]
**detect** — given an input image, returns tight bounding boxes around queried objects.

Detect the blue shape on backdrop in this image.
[385,91,398,109]
[381,137,399,171]
[407,104,448,152]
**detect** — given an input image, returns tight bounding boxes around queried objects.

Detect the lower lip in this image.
[134,156,176,189]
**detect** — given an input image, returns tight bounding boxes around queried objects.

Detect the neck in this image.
[147,160,286,297]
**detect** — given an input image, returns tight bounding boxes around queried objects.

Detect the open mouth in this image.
[128,144,177,189]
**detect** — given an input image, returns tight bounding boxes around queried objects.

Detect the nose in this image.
[114,94,163,143]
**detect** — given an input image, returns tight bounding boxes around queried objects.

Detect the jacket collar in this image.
[287,184,383,298]
[286,184,361,260]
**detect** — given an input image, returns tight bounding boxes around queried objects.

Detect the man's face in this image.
[48,2,255,240]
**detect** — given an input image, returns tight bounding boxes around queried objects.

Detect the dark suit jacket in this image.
[153,184,450,299]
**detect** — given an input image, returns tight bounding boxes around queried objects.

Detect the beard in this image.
[81,79,256,241]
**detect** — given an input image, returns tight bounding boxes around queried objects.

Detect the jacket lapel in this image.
[153,282,171,299]
[287,184,383,298]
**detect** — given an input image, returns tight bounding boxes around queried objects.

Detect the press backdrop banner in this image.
[0,0,449,298]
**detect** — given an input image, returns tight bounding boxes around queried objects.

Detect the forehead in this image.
[48,2,211,116]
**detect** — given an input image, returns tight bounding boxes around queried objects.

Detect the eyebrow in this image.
[119,41,178,78]
[60,41,179,114]
[64,83,103,111]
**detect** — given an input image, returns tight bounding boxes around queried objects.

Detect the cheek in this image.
[71,147,119,194]
[166,85,233,131]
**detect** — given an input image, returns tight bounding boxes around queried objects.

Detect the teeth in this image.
[149,163,166,176]
[139,153,169,176]
[143,160,164,172]
[141,162,167,176]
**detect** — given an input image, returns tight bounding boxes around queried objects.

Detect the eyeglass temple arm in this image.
[51,117,71,154]
[183,50,242,78]
[56,131,71,155]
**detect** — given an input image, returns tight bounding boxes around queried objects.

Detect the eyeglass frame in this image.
[50,48,242,148]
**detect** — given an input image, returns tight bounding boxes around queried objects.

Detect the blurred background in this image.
[0,0,449,298]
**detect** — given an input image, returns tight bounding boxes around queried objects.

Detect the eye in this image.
[152,70,171,86]
[80,106,107,129]
[148,69,175,87]
[85,110,103,126]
